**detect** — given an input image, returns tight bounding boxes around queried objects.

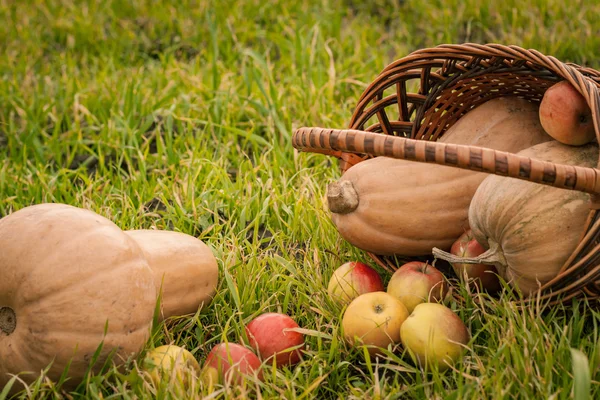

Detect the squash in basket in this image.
[435,141,598,296]
[125,230,219,321]
[327,97,552,256]
[0,203,156,392]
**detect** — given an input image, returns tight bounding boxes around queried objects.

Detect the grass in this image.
[2,0,600,398]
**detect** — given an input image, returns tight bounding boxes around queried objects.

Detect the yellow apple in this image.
[400,303,470,371]
[200,365,219,391]
[342,291,409,356]
[142,344,200,388]
[328,261,384,305]
[387,261,447,313]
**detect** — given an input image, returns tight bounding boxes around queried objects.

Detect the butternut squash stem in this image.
[327,181,359,214]
[0,306,16,335]
[432,240,507,266]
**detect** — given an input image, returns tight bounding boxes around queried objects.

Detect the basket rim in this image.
[348,43,600,151]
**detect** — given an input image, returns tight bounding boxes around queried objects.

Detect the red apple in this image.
[539,80,596,146]
[386,261,447,313]
[342,291,409,356]
[450,230,501,293]
[202,342,263,385]
[327,261,384,304]
[245,312,304,367]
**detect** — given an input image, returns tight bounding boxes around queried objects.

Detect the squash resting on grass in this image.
[0,204,156,392]
[126,229,219,321]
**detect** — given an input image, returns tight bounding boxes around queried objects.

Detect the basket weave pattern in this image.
[292,43,600,304]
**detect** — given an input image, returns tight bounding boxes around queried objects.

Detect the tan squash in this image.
[435,141,598,295]
[327,97,552,256]
[0,203,156,393]
[125,230,219,321]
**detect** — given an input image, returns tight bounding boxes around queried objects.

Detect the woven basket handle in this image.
[293,127,600,197]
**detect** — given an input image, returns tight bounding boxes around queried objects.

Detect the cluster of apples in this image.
[141,312,305,391]
[137,233,492,390]
[328,260,470,371]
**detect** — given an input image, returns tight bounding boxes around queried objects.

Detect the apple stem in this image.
[432,239,506,267]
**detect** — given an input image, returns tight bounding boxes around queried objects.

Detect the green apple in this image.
[400,303,470,371]
[142,344,200,388]
[387,261,447,313]
[342,291,409,356]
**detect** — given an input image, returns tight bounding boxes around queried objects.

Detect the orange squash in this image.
[125,230,219,321]
[0,203,156,392]
[327,97,552,256]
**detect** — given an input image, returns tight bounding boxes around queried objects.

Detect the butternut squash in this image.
[125,230,219,321]
[435,141,598,295]
[0,203,156,392]
[327,97,552,256]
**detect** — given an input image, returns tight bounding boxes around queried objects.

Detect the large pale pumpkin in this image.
[125,230,219,321]
[463,141,597,295]
[0,203,156,392]
[327,97,552,256]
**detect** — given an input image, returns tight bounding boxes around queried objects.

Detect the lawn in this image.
[2,0,600,398]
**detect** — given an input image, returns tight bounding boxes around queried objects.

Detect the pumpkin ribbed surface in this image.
[468,141,599,295]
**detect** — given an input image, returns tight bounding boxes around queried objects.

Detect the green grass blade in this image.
[571,348,591,400]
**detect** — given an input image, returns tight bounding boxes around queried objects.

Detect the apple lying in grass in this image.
[386,261,447,313]
[342,291,409,356]
[450,230,501,293]
[202,342,263,385]
[400,303,470,371]
[539,80,596,146]
[245,312,304,367]
[327,261,384,304]
[142,344,200,388]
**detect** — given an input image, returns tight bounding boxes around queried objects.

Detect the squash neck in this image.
[432,239,507,268]
[0,306,16,336]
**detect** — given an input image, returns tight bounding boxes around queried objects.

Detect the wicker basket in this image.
[292,43,600,305]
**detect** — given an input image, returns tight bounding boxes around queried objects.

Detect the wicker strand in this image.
[348,43,600,149]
